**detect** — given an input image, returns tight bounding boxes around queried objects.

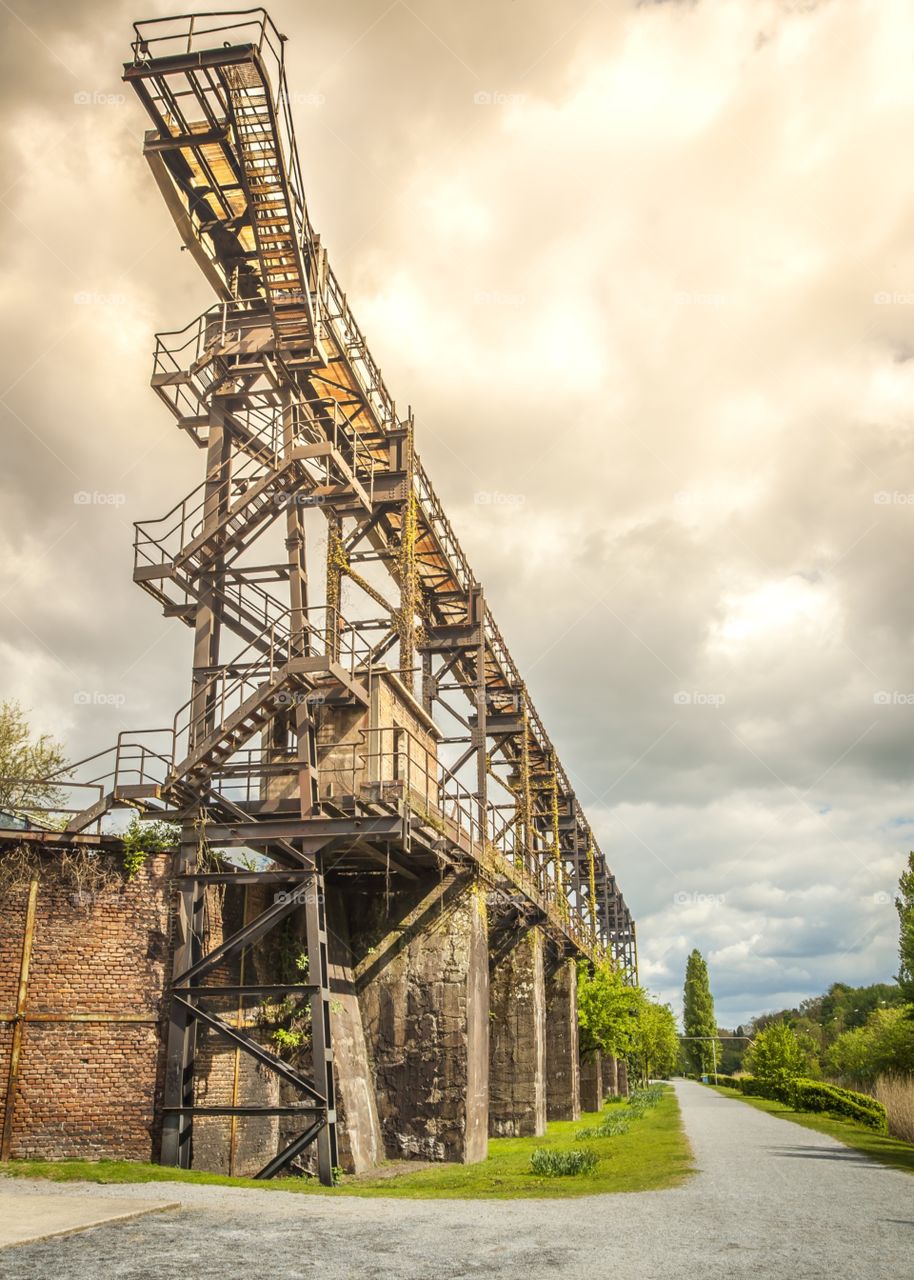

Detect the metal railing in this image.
[170,606,371,772]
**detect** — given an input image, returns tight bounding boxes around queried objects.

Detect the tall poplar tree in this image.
[683,949,721,1074]
[896,852,914,1009]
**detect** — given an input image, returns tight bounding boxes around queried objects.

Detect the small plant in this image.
[331,1165,345,1186]
[271,1025,309,1054]
[529,1147,599,1177]
[576,1114,630,1139]
[121,816,179,880]
[626,1085,664,1115]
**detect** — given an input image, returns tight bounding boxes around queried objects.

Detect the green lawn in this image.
[1,1087,694,1200]
[709,1085,914,1178]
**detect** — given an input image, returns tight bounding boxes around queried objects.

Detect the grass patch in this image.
[1,1087,694,1200]
[709,1084,914,1178]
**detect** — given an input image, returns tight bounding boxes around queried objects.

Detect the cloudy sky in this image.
[3,0,914,1024]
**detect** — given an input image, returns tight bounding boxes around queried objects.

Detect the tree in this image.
[896,852,914,1008]
[629,999,681,1084]
[682,949,721,1074]
[577,958,643,1061]
[744,1021,809,1087]
[0,700,67,816]
[825,1007,914,1084]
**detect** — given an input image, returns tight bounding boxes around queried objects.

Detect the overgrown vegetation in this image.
[258,920,312,1061]
[121,816,179,879]
[0,840,125,903]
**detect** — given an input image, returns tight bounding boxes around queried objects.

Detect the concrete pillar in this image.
[544,954,581,1121]
[604,1055,619,1097]
[353,874,489,1162]
[488,926,546,1137]
[617,1059,630,1097]
[580,1051,603,1113]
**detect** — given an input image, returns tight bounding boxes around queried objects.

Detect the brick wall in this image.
[0,851,173,1162]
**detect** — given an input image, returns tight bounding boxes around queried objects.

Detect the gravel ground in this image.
[1,1080,912,1279]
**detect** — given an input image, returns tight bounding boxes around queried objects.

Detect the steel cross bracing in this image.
[19,8,635,1183]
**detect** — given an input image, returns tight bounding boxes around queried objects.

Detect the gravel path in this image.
[1,1081,911,1279]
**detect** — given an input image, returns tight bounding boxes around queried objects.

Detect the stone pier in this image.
[544,953,581,1121]
[579,1051,603,1113]
[349,874,489,1162]
[488,925,546,1137]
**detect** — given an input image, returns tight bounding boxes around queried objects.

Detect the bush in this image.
[738,1076,789,1102]
[707,1073,739,1087]
[788,1078,887,1131]
[529,1148,599,1177]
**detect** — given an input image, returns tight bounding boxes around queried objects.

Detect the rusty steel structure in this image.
[8,10,636,1185]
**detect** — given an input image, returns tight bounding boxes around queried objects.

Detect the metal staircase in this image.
[226,72,314,345]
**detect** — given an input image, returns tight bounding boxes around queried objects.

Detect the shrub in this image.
[707,1073,739,1087]
[529,1148,599,1177]
[787,1078,887,1132]
[738,1075,789,1102]
[874,1075,914,1143]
